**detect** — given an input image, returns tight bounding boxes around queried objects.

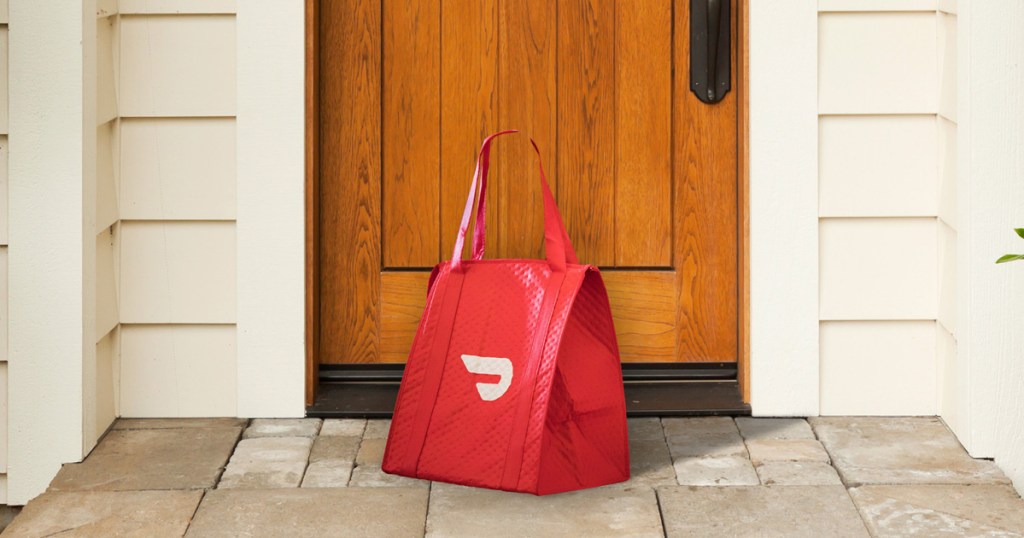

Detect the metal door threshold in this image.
[307,363,750,418]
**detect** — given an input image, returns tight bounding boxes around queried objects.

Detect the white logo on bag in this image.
[460,355,513,401]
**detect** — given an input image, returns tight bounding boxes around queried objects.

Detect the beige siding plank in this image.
[820,320,938,415]
[936,323,958,429]
[0,0,7,23]
[120,118,235,220]
[938,116,957,227]
[0,362,6,473]
[119,0,235,15]
[120,324,236,417]
[0,136,7,244]
[820,218,937,320]
[938,220,956,333]
[819,115,937,217]
[96,0,117,18]
[819,0,936,12]
[96,230,118,339]
[938,12,957,122]
[0,248,6,361]
[120,15,236,117]
[97,17,117,125]
[0,28,8,134]
[96,123,118,232]
[120,221,236,323]
[87,329,118,450]
[819,13,937,114]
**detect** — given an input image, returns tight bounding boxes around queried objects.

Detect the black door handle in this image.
[690,0,731,104]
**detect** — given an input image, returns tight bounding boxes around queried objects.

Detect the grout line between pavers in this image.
[654,488,670,538]
[181,488,208,536]
[421,481,433,538]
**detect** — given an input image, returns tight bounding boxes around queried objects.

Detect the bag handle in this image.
[450,130,578,273]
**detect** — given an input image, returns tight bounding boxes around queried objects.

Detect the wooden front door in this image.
[315,0,740,367]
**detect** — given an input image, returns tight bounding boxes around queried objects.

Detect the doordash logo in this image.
[460,355,513,401]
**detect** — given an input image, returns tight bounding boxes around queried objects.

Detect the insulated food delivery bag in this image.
[382,131,629,495]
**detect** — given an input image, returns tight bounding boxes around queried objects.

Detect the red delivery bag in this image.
[382,130,629,495]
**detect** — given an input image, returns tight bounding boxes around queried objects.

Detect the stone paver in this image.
[810,417,1010,486]
[673,456,759,486]
[2,490,203,538]
[242,418,322,439]
[427,483,664,538]
[850,484,1024,537]
[625,439,677,487]
[310,435,361,463]
[186,487,429,537]
[745,438,831,464]
[10,415,1022,537]
[658,485,870,537]
[349,465,430,488]
[662,416,738,438]
[356,437,387,466]
[300,435,361,488]
[363,419,391,439]
[301,460,355,488]
[735,417,815,440]
[320,418,367,437]
[755,461,843,486]
[218,437,313,489]
[628,418,666,441]
[666,432,748,458]
[49,427,241,491]
[112,417,249,430]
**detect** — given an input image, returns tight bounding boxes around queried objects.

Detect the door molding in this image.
[304,0,752,408]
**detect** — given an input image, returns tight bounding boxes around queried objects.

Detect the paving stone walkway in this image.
[3,416,1023,537]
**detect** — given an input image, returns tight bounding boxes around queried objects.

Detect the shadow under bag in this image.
[382,130,629,495]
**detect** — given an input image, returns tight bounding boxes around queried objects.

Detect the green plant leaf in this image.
[996,253,1024,264]
[1015,228,1024,239]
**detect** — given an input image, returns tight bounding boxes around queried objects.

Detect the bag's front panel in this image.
[414,260,554,489]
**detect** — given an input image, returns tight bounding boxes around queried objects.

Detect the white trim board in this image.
[235,0,306,418]
[747,0,820,416]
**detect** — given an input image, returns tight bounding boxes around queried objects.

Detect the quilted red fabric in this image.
[382,131,629,495]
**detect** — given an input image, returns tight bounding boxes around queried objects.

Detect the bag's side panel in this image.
[535,269,630,495]
[382,264,449,476]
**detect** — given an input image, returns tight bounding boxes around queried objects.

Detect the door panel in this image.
[318,0,739,364]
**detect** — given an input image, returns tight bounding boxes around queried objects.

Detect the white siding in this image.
[0,0,7,504]
[117,8,239,417]
[119,221,236,324]
[120,325,235,417]
[820,321,938,416]
[88,5,120,457]
[119,118,236,220]
[819,12,937,115]
[119,15,235,117]
[817,2,952,416]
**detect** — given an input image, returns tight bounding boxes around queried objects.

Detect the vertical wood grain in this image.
[440,0,498,261]
[614,0,672,266]
[383,0,440,267]
[557,0,615,266]
[496,0,556,260]
[319,0,381,363]
[674,0,739,361]
[305,0,319,403]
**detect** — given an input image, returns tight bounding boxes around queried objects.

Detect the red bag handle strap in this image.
[450,130,578,273]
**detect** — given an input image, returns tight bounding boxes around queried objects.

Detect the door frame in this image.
[303,0,751,408]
